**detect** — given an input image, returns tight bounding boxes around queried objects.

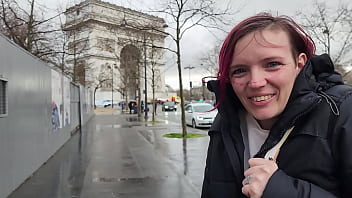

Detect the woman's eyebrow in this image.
[261,56,284,62]
[229,63,247,68]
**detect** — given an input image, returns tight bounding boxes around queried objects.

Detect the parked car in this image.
[185,103,217,128]
[184,101,191,107]
[102,99,118,108]
[162,101,177,111]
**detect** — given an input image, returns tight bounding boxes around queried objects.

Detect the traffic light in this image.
[202,77,206,86]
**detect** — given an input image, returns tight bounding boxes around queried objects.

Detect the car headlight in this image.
[174,105,177,108]
[196,116,204,120]
[165,106,168,108]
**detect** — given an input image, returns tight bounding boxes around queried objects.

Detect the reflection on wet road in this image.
[8,110,209,198]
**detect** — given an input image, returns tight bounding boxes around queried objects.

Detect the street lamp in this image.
[143,33,148,119]
[184,65,195,101]
[108,64,117,108]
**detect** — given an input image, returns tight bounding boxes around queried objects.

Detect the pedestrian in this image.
[202,13,352,198]
[120,101,125,113]
[128,101,132,114]
[141,101,144,112]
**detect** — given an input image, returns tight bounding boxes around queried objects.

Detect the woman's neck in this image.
[257,118,278,130]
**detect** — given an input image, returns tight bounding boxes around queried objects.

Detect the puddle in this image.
[126,117,143,122]
[96,124,141,129]
[92,176,153,183]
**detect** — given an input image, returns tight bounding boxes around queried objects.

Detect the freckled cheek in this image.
[230,80,246,96]
[230,79,246,87]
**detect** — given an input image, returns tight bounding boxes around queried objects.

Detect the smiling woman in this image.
[229,28,306,129]
[202,12,352,198]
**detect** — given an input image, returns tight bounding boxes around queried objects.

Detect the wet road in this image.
[8,110,209,198]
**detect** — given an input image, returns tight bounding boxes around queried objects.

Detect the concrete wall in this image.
[0,34,94,198]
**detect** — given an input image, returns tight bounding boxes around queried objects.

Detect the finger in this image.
[242,175,252,186]
[244,159,275,176]
[242,184,251,197]
[248,158,272,166]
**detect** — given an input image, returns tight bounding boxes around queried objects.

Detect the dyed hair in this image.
[216,13,315,106]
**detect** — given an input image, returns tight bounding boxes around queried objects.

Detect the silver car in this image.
[185,103,218,128]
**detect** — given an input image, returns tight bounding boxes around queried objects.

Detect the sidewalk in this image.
[8,110,209,198]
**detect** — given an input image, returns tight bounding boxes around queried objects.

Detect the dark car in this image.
[162,101,177,111]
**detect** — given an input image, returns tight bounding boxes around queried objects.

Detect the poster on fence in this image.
[51,70,62,132]
[64,76,70,127]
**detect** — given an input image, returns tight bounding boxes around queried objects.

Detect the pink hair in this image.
[215,13,316,107]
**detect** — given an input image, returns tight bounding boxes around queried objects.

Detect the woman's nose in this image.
[248,70,266,88]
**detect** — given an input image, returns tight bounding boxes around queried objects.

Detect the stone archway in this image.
[120,44,141,101]
[64,0,168,103]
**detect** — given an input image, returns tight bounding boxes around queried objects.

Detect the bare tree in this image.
[199,41,222,77]
[104,18,168,118]
[92,65,111,109]
[115,33,144,117]
[0,0,63,64]
[298,1,352,67]
[66,31,90,85]
[153,0,235,136]
[149,44,164,121]
[62,6,92,85]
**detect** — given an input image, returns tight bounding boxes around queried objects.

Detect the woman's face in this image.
[229,28,307,129]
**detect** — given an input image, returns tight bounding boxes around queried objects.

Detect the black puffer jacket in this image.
[201,54,352,198]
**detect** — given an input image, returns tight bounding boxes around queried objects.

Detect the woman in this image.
[201,13,352,198]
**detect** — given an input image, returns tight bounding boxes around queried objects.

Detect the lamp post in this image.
[184,65,195,101]
[143,33,148,119]
[108,64,117,108]
[201,77,206,101]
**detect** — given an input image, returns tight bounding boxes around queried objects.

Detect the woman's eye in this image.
[267,62,281,68]
[231,68,246,76]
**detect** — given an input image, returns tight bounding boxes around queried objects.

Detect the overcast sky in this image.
[31,0,349,89]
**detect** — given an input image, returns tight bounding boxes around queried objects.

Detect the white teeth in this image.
[252,95,272,102]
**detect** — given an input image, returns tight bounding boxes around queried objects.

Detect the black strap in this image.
[221,119,244,188]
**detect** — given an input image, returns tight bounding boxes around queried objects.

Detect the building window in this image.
[0,78,8,117]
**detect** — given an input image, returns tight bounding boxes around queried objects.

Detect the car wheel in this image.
[192,119,197,128]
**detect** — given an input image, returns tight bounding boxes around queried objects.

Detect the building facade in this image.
[64,0,168,105]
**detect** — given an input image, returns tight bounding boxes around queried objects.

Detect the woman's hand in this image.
[242,158,278,198]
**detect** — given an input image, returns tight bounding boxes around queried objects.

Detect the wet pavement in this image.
[8,111,209,198]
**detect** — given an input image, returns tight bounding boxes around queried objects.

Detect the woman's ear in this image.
[296,53,307,71]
